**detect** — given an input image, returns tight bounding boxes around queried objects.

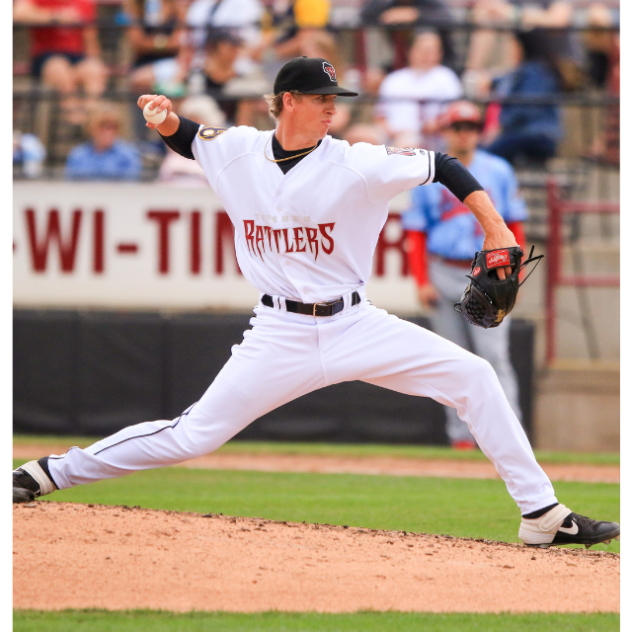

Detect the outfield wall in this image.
[13,310,536,443]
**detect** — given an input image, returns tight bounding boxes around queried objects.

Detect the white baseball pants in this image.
[429,258,522,444]
[48,295,557,514]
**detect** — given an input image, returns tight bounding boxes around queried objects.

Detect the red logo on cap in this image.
[322,62,336,82]
[486,250,510,269]
[472,266,481,277]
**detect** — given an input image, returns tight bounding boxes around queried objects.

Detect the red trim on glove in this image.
[406,230,429,286]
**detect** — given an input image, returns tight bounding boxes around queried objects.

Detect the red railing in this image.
[545,180,619,365]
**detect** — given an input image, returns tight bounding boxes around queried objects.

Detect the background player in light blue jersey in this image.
[403,101,527,450]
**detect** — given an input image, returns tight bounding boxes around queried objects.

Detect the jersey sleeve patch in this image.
[385,146,420,157]
[198,126,228,141]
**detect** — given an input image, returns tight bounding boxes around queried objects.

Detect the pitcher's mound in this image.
[13,502,619,613]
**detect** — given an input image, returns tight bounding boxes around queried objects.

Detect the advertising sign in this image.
[13,182,418,312]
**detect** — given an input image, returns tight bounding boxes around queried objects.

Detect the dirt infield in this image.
[178,454,621,483]
[14,503,619,613]
[12,445,620,483]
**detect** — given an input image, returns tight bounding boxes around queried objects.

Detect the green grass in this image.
[13,448,620,628]
[13,459,620,553]
[12,435,620,465]
[11,611,621,632]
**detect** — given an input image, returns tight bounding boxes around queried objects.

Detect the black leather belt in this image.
[262,291,361,317]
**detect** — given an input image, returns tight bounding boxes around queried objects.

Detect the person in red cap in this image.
[402,100,527,450]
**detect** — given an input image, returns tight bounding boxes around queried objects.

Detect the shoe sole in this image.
[525,529,621,549]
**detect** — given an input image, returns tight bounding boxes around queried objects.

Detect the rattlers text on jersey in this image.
[192,126,435,303]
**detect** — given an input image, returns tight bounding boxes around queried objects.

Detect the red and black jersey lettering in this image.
[243,220,336,261]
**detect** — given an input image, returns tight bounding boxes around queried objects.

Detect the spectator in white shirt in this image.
[184,0,263,74]
[375,31,462,149]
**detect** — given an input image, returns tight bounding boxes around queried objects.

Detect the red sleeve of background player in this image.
[507,221,525,251]
[507,221,526,279]
[406,230,429,286]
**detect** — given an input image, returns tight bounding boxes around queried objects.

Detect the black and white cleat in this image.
[520,504,620,549]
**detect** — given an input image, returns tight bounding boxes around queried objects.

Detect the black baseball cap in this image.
[273,57,358,97]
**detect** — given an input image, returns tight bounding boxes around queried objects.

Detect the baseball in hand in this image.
[143,103,168,125]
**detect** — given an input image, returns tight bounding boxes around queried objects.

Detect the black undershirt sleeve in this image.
[432,151,484,202]
[159,115,200,160]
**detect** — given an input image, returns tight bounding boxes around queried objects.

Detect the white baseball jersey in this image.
[192,127,435,303]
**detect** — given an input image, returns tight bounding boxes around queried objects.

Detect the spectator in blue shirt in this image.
[66,103,142,180]
[485,29,564,165]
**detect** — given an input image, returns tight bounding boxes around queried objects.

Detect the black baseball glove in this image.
[454,246,543,329]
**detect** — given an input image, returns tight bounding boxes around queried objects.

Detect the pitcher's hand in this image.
[481,225,518,280]
[417,283,439,309]
[137,94,174,131]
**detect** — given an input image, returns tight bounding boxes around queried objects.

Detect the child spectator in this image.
[65,103,141,180]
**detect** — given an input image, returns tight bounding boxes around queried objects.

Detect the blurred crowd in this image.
[13,0,620,180]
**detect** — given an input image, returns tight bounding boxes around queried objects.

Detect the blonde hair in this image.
[86,102,122,134]
[264,91,306,120]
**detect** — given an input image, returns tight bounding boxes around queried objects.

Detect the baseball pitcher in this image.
[14,57,619,549]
